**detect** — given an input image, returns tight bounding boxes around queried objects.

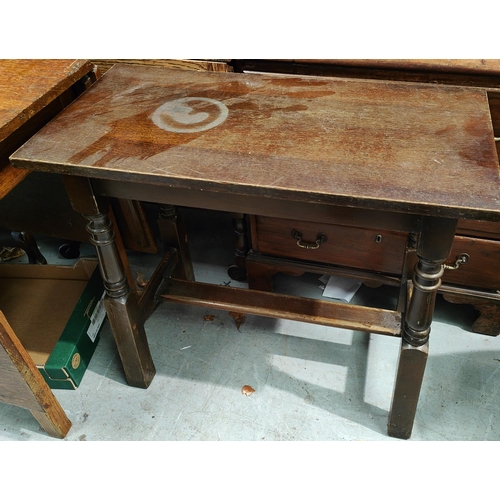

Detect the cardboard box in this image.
[0,259,106,389]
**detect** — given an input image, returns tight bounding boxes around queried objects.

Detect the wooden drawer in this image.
[250,215,409,275]
[444,236,500,290]
[457,220,500,240]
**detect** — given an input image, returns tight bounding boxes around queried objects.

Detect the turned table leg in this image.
[227,213,249,281]
[63,176,156,388]
[388,216,457,439]
[157,204,195,281]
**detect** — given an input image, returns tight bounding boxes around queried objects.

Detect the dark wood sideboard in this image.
[230,60,500,336]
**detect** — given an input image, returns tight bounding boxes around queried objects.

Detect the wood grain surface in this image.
[162,278,402,336]
[251,215,408,275]
[10,64,500,220]
[296,59,500,75]
[92,59,231,75]
[233,60,500,89]
[0,59,94,141]
[0,59,95,198]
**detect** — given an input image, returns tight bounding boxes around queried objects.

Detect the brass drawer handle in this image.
[291,229,327,250]
[443,253,470,270]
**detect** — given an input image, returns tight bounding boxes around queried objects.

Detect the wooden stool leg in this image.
[388,216,457,439]
[63,176,156,388]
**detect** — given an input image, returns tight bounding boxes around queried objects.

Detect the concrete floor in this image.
[1,207,500,441]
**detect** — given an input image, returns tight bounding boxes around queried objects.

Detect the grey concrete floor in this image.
[1,207,500,442]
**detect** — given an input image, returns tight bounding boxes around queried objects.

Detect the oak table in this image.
[10,64,500,439]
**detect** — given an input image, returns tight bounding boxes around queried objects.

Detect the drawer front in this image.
[251,216,408,275]
[457,220,500,240]
[444,236,500,290]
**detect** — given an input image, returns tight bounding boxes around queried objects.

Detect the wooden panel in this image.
[297,60,500,76]
[93,178,422,232]
[0,59,95,141]
[456,219,500,239]
[251,215,408,275]
[0,311,71,438]
[444,236,500,290]
[92,59,232,75]
[0,164,29,200]
[232,60,500,89]
[487,91,500,138]
[0,59,96,200]
[162,278,402,337]
[10,64,500,221]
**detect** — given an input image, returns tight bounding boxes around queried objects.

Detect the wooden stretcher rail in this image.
[161,279,402,337]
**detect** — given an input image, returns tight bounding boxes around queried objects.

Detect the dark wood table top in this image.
[10,63,500,220]
[0,59,95,199]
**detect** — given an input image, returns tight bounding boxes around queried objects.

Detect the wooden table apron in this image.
[10,64,500,439]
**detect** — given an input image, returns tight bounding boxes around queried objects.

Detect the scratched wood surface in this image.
[10,64,500,220]
[0,59,94,142]
[0,59,95,198]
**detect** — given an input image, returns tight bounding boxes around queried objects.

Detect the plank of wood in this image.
[161,278,402,336]
[0,163,29,200]
[0,311,71,438]
[0,59,95,141]
[0,59,96,200]
[11,64,500,220]
[297,60,500,76]
[92,59,232,75]
[233,60,500,88]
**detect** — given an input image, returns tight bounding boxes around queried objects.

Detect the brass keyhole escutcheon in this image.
[291,230,327,250]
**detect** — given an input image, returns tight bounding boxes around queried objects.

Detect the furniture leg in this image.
[227,212,249,281]
[62,176,156,388]
[388,216,457,439]
[10,231,47,264]
[157,204,194,281]
[246,253,278,292]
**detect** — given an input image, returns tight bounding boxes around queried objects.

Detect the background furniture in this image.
[0,60,100,435]
[229,59,500,336]
[0,311,71,438]
[0,59,98,261]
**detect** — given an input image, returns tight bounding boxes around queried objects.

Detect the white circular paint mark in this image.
[151,97,229,133]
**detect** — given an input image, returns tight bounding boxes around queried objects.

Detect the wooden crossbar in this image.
[161,279,402,337]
